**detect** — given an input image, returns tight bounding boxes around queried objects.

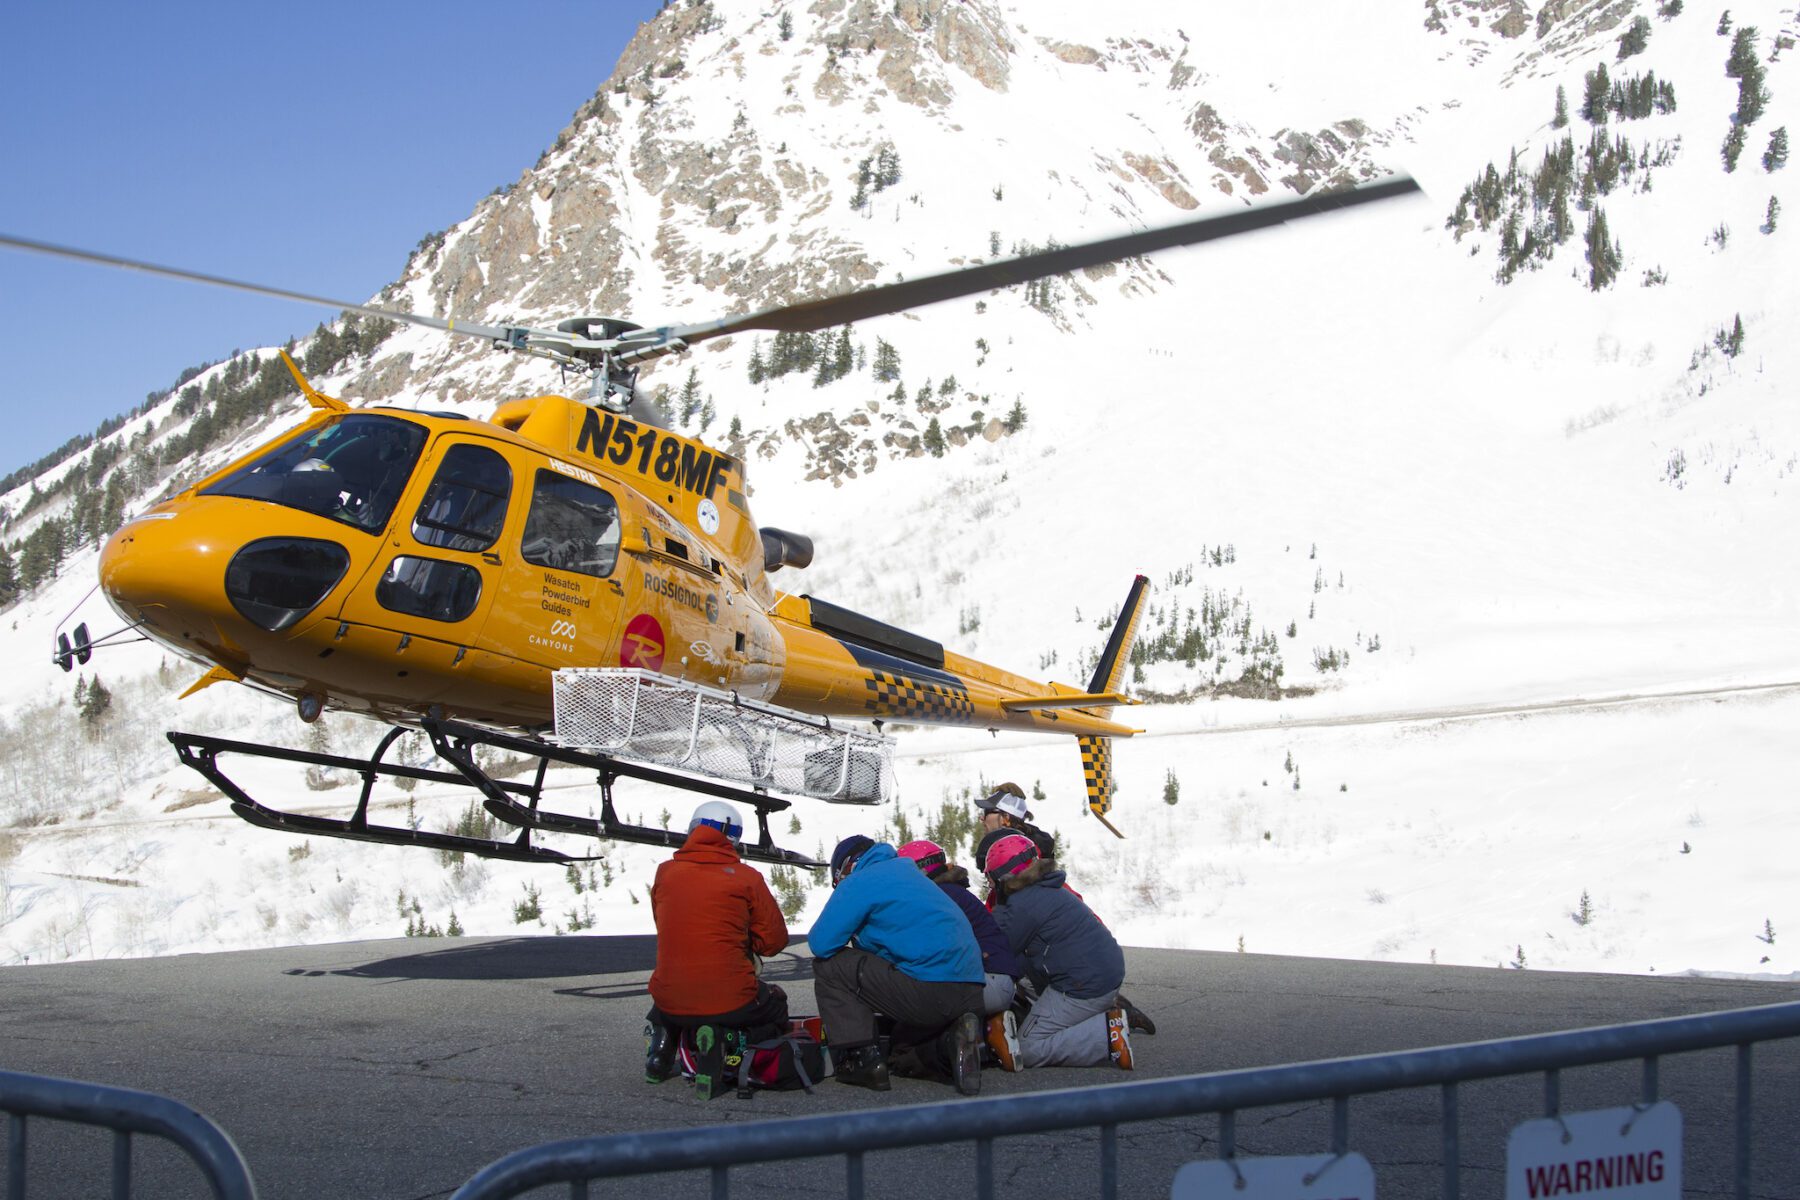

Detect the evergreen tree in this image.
[1723,123,1748,171]
[922,418,946,458]
[747,341,766,384]
[1725,25,1758,76]
[849,157,871,211]
[876,144,901,189]
[1766,194,1781,232]
[0,543,16,605]
[1764,126,1789,171]
[78,674,113,734]
[1584,207,1622,289]
[1658,0,1682,15]
[1735,62,1768,126]
[1582,62,1612,123]
[1002,399,1027,433]
[778,10,792,40]
[872,338,901,382]
[1617,15,1652,57]
[1717,9,1732,35]
[679,367,703,424]
[832,326,853,379]
[1553,84,1569,128]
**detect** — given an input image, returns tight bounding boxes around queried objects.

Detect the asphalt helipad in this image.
[4,936,1799,1198]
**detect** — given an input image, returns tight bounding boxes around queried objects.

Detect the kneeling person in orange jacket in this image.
[645,801,791,1083]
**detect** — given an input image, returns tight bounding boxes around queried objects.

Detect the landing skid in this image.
[168,718,826,868]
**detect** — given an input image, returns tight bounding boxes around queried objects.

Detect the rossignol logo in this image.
[643,575,716,621]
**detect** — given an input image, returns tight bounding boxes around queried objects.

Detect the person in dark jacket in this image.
[985,833,1134,1070]
[898,838,1027,1071]
[974,804,1158,1040]
[974,782,1057,865]
[810,835,986,1094]
[644,801,790,1083]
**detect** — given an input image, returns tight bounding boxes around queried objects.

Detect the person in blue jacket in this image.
[810,835,986,1094]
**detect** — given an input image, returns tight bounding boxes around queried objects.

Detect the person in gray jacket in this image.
[984,833,1134,1069]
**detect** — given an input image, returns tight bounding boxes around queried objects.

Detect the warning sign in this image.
[1506,1102,1681,1199]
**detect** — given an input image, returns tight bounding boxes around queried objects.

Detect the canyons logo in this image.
[621,614,665,671]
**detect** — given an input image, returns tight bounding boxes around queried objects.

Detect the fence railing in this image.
[0,1069,257,1200]
[447,999,1800,1200]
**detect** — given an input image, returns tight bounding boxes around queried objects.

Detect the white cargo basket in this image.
[552,668,892,804]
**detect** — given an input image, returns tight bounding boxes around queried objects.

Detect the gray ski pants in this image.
[981,972,1016,1016]
[1018,985,1113,1068]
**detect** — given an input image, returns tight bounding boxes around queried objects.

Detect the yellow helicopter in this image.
[7,175,1417,867]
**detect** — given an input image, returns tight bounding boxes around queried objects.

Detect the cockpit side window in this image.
[411,443,511,552]
[202,414,426,534]
[520,470,621,578]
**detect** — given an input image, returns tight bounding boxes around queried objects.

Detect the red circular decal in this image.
[621,613,666,672]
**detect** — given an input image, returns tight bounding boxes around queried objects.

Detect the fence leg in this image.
[9,1114,24,1200]
[847,1150,864,1200]
[111,1130,130,1200]
[1100,1123,1117,1200]
[711,1163,728,1200]
[1442,1082,1460,1200]
[1736,1042,1752,1200]
[976,1137,993,1200]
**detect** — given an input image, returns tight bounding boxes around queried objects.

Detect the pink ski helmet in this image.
[983,833,1039,882]
[897,838,950,877]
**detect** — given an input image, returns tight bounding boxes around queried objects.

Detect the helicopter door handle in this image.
[481,552,502,566]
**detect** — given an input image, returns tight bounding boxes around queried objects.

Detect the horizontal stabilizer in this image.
[1000,691,1138,713]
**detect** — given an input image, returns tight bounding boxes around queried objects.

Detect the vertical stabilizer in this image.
[1079,575,1149,836]
[1085,575,1150,707]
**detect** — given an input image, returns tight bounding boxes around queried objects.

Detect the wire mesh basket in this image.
[552,668,892,804]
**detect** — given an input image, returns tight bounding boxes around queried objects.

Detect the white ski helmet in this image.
[688,800,744,842]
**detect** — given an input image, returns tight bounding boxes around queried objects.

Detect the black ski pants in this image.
[812,947,982,1052]
[647,982,789,1038]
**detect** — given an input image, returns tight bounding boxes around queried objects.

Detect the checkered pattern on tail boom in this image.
[862,669,975,723]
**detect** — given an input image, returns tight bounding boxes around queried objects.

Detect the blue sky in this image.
[0,1,665,475]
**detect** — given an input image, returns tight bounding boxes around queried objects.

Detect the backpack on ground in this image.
[677,1019,830,1098]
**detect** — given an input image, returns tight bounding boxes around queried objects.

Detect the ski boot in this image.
[645,1020,678,1084]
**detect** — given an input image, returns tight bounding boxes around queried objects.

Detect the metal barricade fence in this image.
[449,999,1800,1200]
[0,1069,257,1200]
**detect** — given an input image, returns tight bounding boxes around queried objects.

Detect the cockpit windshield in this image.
[202,414,427,534]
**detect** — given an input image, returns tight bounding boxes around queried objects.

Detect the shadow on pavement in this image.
[283,934,659,982]
[281,934,818,987]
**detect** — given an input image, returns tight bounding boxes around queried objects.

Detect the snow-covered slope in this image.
[2,0,1797,977]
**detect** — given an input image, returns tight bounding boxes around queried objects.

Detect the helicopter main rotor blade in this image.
[0,231,533,349]
[658,174,1421,347]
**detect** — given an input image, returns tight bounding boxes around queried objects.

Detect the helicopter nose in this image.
[101,512,233,635]
[105,507,357,642]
